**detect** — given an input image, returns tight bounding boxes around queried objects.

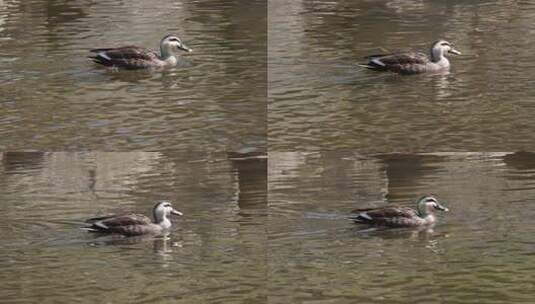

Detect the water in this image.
[269,152,535,303]
[3,1,535,303]
[2,152,535,303]
[0,152,267,303]
[0,0,266,151]
[269,0,535,151]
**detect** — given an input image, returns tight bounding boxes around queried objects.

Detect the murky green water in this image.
[269,152,535,303]
[2,152,535,303]
[3,0,535,303]
[0,0,266,151]
[0,152,266,303]
[269,0,535,151]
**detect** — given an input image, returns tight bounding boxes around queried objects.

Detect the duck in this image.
[83,201,183,236]
[360,40,461,74]
[349,195,448,227]
[89,34,192,69]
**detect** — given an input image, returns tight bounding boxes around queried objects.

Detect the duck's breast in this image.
[427,58,450,72]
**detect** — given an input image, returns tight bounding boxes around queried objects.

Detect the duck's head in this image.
[153,200,183,223]
[416,195,449,217]
[161,34,192,56]
[431,40,461,61]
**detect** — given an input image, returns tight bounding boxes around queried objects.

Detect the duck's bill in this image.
[179,45,193,53]
[171,209,183,216]
[436,204,449,212]
[449,48,461,55]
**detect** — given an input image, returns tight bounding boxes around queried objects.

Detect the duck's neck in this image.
[160,45,178,65]
[423,213,436,224]
[161,55,178,66]
[159,217,172,229]
[430,48,445,63]
[154,214,172,229]
[153,209,172,229]
[417,203,436,223]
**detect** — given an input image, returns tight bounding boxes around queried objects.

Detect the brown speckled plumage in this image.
[365,53,431,74]
[361,40,461,75]
[89,34,192,69]
[84,201,183,236]
[350,195,448,228]
[89,46,161,69]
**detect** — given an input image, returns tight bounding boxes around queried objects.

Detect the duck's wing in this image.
[85,213,152,233]
[363,52,430,74]
[89,46,159,69]
[350,205,418,224]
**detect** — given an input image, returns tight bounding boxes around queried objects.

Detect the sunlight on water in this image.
[0,152,267,303]
[0,0,266,151]
[269,0,535,152]
[268,151,535,303]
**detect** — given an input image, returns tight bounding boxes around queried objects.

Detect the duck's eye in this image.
[441,42,450,47]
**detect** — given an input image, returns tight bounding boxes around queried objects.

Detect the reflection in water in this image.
[376,153,444,202]
[269,0,535,152]
[0,152,267,303]
[230,152,267,214]
[503,151,535,170]
[352,225,444,244]
[2,152,45,172]
[432,72,454,99]
[269,152,535,304]
[0,0,266,151]
[87,233,180,258]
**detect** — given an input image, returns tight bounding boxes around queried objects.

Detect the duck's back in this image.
[89,46,160,69]
[85,213,158,236]
[366,52,431,74]
[350,205,423,227]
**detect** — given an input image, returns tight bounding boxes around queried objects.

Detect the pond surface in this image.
[269,152,535,303]
[269,0,535,151]
[0,0,266,151]
[0,152,266,303]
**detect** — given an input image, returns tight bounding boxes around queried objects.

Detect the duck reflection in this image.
[86,232,182,256]
[352,225,448,244]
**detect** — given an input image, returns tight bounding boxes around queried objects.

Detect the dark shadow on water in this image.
[502,151,535,170]
[375,153,446,202]
[229,152,267,214]
[2,152,45,172]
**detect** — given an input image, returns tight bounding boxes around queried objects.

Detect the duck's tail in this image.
[359,55,390,70]
[347,210,374,223]
[88,56,114,67]
[80,226,101,233]
[88,50,115,67]
[81,215,113,232]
